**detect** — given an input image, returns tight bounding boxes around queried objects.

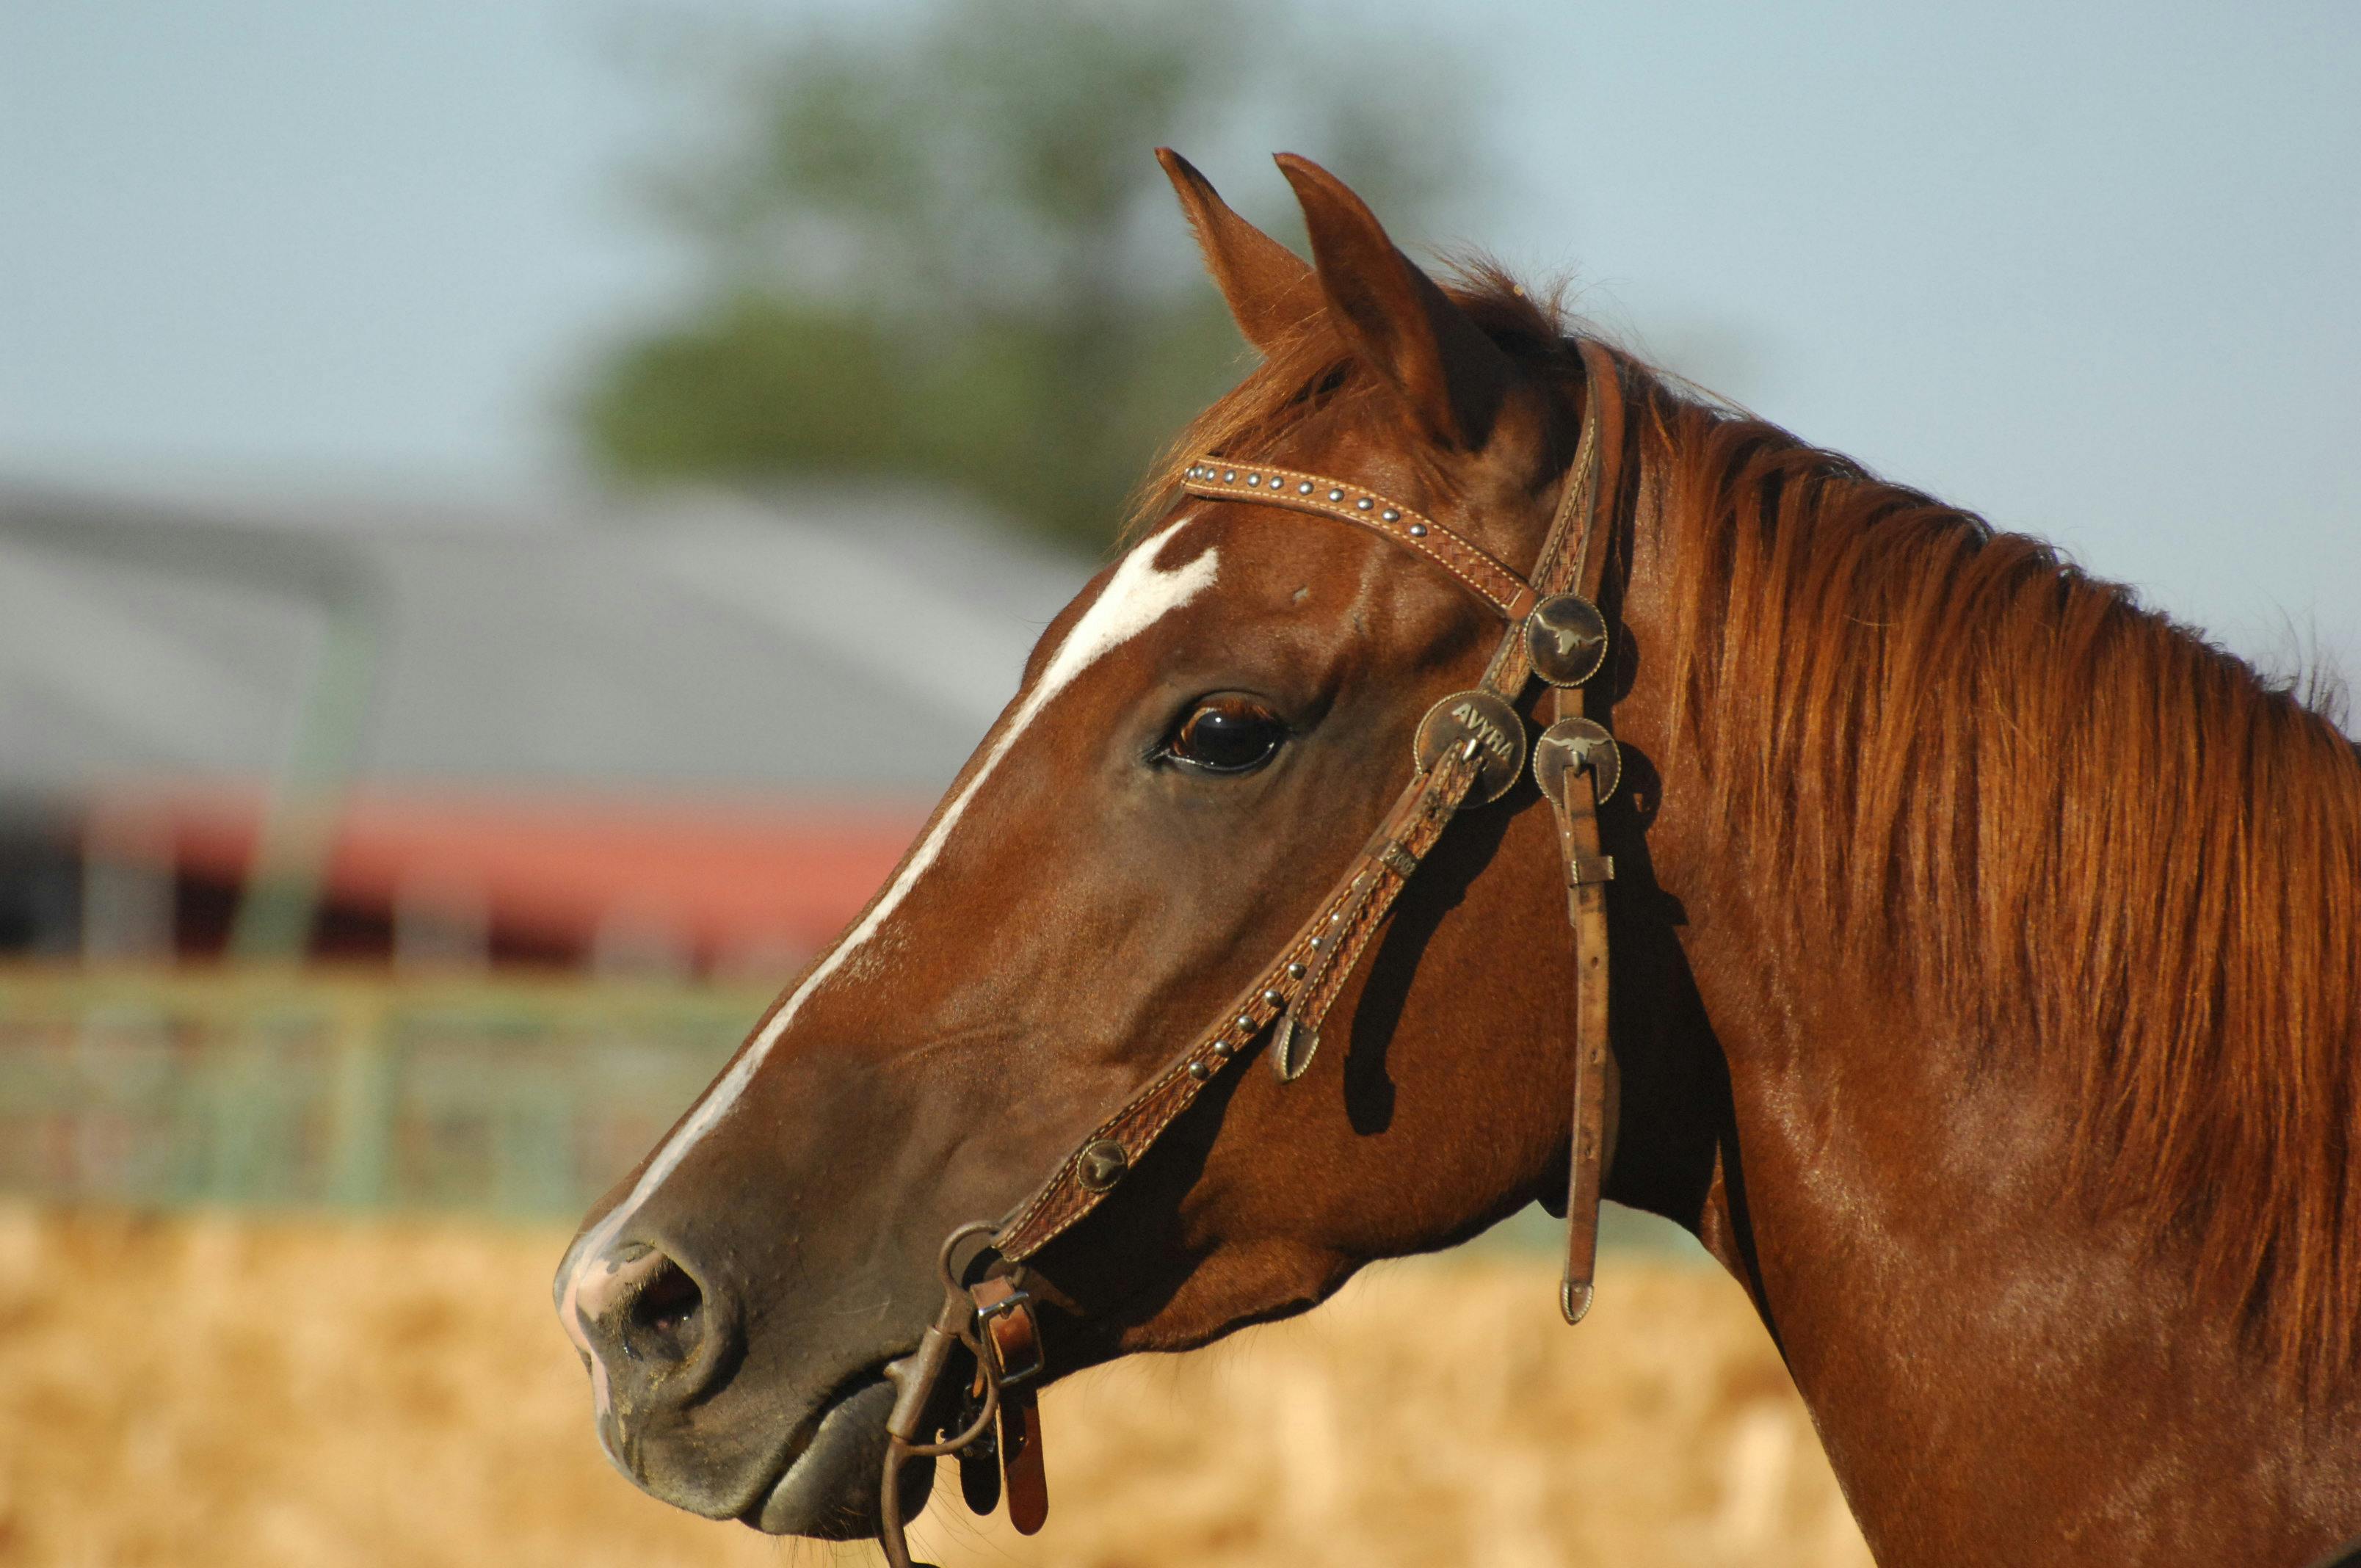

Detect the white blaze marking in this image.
[556,518,1219,1416]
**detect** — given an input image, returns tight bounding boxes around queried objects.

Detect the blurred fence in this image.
[0,965,1702,1255]
[0,968,764,1216]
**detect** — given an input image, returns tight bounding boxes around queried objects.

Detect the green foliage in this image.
[578,0,1473,551]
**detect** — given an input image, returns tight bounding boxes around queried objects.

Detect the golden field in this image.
[0,1205,1871,1567]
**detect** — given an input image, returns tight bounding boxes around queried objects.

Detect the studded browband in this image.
[878,341,1628,1566]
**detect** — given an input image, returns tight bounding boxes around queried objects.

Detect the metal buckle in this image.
[975,1288,1045,1387]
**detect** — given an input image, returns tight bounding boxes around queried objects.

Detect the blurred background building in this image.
[0,475,1081,975]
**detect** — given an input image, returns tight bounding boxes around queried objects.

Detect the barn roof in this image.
[0,476,1092,798]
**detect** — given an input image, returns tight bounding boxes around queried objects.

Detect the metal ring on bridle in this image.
[936,1219,998,1296]
[891,1219,1007,1459]
[904,1367,1000,1459]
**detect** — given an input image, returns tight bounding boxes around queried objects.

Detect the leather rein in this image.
[877,338,1629,1567]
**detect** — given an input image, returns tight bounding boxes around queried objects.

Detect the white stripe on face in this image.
[556,518,1219,1420]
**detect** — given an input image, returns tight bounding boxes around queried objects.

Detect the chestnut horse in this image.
[556,153,2361,1565]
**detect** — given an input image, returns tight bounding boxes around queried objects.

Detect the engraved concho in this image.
[1414,689,1527,806]
[1532,716,1622,807]
[1526,594,1609,687]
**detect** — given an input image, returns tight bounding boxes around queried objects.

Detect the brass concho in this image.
[1076,1139,1130,1193]
[1414,689,1527,806]
[1533,716,1622,807]
[1526,594,1609,687]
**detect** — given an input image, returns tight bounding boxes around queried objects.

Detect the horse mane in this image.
[1650,370,2361,1386]
[1139,264,2361,1388]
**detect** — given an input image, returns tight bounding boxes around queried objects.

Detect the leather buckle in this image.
[974,1288,1045,1387]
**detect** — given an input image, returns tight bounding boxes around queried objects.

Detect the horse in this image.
[554,150,2361,1565]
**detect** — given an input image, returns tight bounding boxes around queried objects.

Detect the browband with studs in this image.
[1178,461,1536,620]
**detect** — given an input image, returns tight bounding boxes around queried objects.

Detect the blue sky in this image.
[4,1,2355,683]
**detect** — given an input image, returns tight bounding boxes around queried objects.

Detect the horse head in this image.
[550,152,1677,1542]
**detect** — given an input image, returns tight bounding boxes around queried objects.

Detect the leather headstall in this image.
[877,340,1629,1567]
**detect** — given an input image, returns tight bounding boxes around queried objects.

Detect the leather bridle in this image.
[878,338,1630,1567]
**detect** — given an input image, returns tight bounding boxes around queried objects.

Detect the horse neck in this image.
[1597,443,2361,1565]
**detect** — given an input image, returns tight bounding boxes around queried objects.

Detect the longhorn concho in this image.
[1534,716,1620,807]
[1526,592,1610,687]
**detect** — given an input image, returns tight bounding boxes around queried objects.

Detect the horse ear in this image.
[1156,148,1321,355]
[1274,153,1515,452]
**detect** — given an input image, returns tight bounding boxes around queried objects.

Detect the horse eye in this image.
[1164,696,1287,775]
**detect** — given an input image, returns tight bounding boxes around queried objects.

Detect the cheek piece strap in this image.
[878,339,1629,1567]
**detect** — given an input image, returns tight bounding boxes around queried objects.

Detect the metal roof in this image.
[0,478,1094,798]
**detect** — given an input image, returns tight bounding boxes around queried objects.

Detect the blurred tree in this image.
[578,0,1476,551]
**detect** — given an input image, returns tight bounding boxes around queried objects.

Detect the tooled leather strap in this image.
[1536,339,1626,1323]
[969,1276,1047,1533]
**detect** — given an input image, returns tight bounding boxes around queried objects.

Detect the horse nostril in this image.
[633,1258,702,1331]
[622,1256,706,1366]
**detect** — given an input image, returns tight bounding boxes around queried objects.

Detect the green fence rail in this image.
[0,967,769,1217]
[0,967,1705,1254]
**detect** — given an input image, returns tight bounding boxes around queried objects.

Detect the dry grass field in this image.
[0,1205,1871,1567]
